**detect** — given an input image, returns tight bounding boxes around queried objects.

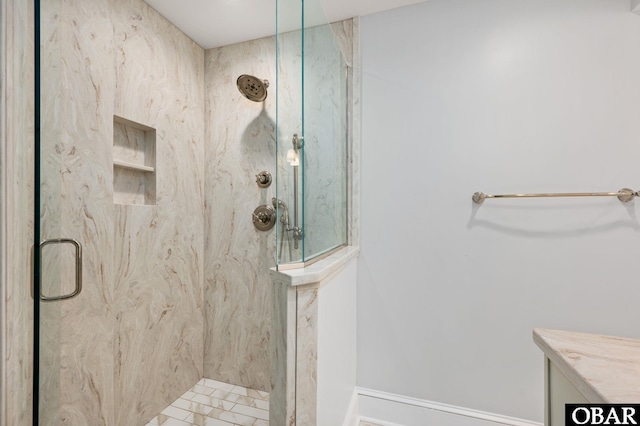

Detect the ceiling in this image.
[145,0,427,49]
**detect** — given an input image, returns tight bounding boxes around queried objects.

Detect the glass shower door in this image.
[35,0,68,422]
[35,0,79,422]
[35,0,114,424]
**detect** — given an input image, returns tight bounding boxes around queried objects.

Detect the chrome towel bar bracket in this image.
[472,188,638,204]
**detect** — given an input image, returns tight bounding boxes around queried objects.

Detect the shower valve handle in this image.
[254,212,269,223]
[255,171,272,188]
[252,205,276,231]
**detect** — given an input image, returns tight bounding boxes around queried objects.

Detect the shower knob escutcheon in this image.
[252,205,276,231]
[255,171,272,188]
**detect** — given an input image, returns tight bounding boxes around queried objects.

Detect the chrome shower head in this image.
[237,74,269,102]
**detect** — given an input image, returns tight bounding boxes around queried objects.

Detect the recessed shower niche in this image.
[113,115,157,205]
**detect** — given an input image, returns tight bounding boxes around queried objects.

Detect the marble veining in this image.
[113,0,205,424]
[269,280,297,426]
[347,17,361,248]
[4,2,356,424]
[302,22,350,258]
[202,21,357,393]
[204,36,276,393]
[38,0,116,423]
[23,0,205,424]
[273,21,354,264]
[270,249,359,425]
[533,328,640,403]
[2,0,35,424]
[146,378,269,426]
[295,288,319,424]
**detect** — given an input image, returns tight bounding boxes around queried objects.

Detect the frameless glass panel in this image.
[302,20,349,259]
[276,0,304,266]
[36,0,113,423]
[275,0,349,268]
[37,0,66,421]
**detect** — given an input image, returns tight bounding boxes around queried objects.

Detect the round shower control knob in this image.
[252,205,276,231]
[255,171,272,188]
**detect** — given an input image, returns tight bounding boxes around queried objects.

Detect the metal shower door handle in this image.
[39,238,82,302]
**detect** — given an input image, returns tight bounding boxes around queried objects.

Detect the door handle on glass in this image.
[39,238,82,302]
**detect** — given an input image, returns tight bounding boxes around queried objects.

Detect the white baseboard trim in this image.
[358,415,406,426]
[343,389,360,426]
[355,387,542,426]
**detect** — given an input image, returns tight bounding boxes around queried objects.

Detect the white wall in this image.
[317,259,358,426]
[358,0,640,422]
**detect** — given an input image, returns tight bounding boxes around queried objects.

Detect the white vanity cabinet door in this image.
[546,357,588,426]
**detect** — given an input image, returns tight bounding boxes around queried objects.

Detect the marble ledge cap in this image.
[270,245,360,287]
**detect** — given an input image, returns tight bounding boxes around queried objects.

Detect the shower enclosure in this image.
[1,0,354,422]
[269,3,357,422]
[275,0,350,268]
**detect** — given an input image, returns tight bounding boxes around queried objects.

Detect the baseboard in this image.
[342,389,360,426]
[355,387,542,426]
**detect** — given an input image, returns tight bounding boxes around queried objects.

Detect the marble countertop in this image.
[533,328,640,403]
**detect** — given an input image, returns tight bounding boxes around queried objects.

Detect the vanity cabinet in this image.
[545,357,587,425]
[534,328,640,426]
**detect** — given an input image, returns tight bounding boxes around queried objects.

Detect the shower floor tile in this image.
[146,378,269,426]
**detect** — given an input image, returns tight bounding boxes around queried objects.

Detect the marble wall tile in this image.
[112,0,205,424]
[331,20,354,68]
[2,0,35,424]
[204,17,355,412]
[295,287,319,424]
[203,36,277,393]
[348,17,361,247]
[270,279,298,426]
